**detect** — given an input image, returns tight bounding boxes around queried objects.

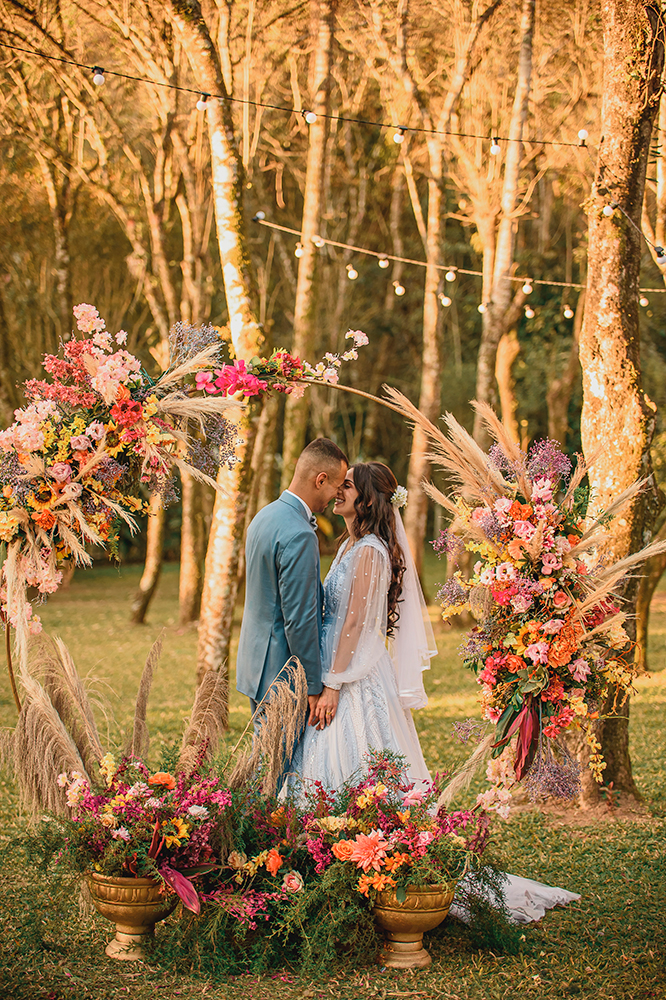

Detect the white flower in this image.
[115,330,128,345]
[187,804,210,820]
[112,826,131,841]
[391,485,408,508]
[144,797,161,809]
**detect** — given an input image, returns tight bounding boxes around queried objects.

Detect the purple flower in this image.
[431,529,463,558]
[437,577,468,606]
[527,439,572,484]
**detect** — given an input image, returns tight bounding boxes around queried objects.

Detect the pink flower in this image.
[69,435,92,452]
[531,478,553,501]
[479,567,495,586]
[73,303,105,334]
[513,520,536,540]
[349,831,388,872]
[403,789,424,807]
[570,658,591,682]
[552,590,571,609]
[416,830,434,847]
[86,421,105,440]
[115,330,128,345]
[322,367,339,385]
[541,552,562,575]
[525,641,550,665]
[49,462,72,482]
[196,371,216,393]
[282,870,304,893]
[345,329,369,346]
[112,826,131,841]
[493,498,512,516]
[541,618,565,634]
[290,383,307,400]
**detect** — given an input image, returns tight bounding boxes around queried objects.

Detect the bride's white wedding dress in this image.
[284,532,433,796]
[283,521,580,925]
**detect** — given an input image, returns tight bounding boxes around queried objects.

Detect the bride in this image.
[283,461,437,799]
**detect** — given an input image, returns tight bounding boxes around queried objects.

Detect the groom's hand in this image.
[314,686,340,729]
[308,694,320,727]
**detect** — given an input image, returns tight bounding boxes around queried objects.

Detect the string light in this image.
[578,129,588,145]
[489,137,501,156]
[252,210,266,221]
[294,242,304,258]
[603,203,616,217]
[196,93,209,110]
[439,294,452,307]
[656,246,666,264]
[524,305,535,319]
[312,235,325,247]
[346,263,358,280]
[478,303,486,313]
[303,110,317,125]
[445,269,457,282]
[640,295,649,307]
[393,280,406,296]
[92,66,105,86]
[378,255,390,269]
[393,128,406,144]
[522,280,533,294]
[563,305,574,319]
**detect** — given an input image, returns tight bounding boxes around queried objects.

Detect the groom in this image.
[236,438,348,726]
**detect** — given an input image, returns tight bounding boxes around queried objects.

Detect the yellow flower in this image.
[99,752,116,786]
[104,422,126,458]
[0,510,22,542]
[162,816,190,848]
[143,395,159,419]
[356,794,369,809]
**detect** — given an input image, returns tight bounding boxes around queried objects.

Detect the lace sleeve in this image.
[321,538,390,689]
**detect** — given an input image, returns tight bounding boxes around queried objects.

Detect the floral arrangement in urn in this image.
[383,389,666,809]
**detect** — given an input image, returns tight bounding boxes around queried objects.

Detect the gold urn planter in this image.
[372,883,456,969]
[87,872,178,960]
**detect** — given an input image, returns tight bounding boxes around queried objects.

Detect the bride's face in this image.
[333,467,359,519]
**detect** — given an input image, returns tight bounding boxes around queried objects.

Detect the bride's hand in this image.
[314,686,340,729]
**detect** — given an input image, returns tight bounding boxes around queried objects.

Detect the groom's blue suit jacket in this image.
[236,491,324,703]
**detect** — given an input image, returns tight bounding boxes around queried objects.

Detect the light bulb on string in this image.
[346,264,358,280]
[312,235,325,247]
[378,255,390,269]
[439,294,452,307]
[393,280,406,296]
[656,246,666,264]
[603,203,615,217]
[522,280,533,294]
[640,295,649,307]
[303,110,317,125]
[92,66,105,86]
[445,269,457,282]
[578,129,588,145]
[489,137,501,156]
[524,306,535,319]
[294,242,304,258]
[196,93,209,110]
[477,303,486,314]
[252,211,265,222]
[563,305,574,319]
[393,128,406,144]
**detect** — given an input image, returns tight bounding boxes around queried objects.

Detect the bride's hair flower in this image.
[391,485,408,508]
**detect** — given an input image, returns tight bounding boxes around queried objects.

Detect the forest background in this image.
[0,0,665,810]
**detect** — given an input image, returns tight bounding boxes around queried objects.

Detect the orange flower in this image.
[331,839,355,862]
[396,810,411,824]
[505,654,525,674]
[350,831,388,872]
[115,383,131,401]
[357,873,374,896]
[507,538,525,560]
[368,872,397,892]
[32,510,56,530]
[148,771,176,789]
[383,852,411,873]
[265,848,283,875]
[540,576,555,590]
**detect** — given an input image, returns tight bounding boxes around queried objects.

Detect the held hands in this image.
[312,686,340,729]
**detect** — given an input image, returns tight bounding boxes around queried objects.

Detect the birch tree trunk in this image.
[131,495,167,624]
[578,0,664,805]
[178,470,202,626]
[280,0,335,489]
[473,0,535,447]
[167,2,265,697]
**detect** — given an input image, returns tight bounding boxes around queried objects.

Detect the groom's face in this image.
[313,461,348,512]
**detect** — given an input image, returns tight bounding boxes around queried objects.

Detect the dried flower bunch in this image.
[0,305,237,670]
[384,388,666,808]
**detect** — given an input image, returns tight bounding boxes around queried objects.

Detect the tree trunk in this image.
[473,0,535,447]
[130,494,167,624]
[578,0,665,806]
[178,470,202,626]
[494,329,521,443]
[281,0,335,489]
[168,2,265,694]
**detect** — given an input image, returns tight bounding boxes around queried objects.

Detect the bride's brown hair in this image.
[347,462,406,637]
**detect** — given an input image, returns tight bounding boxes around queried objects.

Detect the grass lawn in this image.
[0,556,664,1000]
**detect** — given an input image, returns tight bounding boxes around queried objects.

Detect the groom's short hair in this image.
[297,438,348,477]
